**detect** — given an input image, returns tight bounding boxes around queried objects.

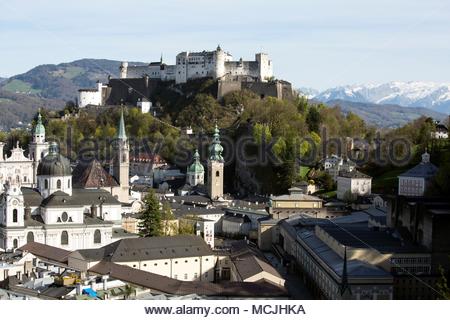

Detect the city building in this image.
[68,235,216,282]
[431,122,448,139]
[269,187,324,220]
[0,112,139,251]
[337,170,372,201]
[323,155,356,182]
[398,151,438,197]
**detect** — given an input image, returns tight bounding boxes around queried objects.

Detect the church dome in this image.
[188,149,204,173]
[37,142,71,176]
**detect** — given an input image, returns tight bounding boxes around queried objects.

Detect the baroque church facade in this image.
[0,112,137,251]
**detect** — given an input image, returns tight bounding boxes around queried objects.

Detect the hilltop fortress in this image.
[78,46,294,108]
[120,45,273,84]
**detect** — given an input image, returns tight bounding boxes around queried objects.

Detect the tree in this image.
[138,190,163,237]
[306,106,322,133]
[161,202,177,236]
[123,284,136,300]
[178,219,195,235]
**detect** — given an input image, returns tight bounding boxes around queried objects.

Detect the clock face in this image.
[12,200,18,206]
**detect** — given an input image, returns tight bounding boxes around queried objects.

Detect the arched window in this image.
[13,239,18,249]
[44,179,49,189]
[68,179,70,188]
[13,209,18,223]
[216,170,220,177]
[27,232,34,243]
[94,229,101,244]
[16,175,20,183]
[61,231,69,245]
[57,179,61,189]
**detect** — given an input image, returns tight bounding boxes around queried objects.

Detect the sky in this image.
[0,0,449,90]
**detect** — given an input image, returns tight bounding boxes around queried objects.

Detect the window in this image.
[216,171,220,177]
[184,273,188,280]
[68,179,70,188]
[57,179,61,189]
[13,239,18,249]
[16,175,20,183]
[27,232,34,243]
[61,212,68,222]
[45,179,49,189]
[94,229,101,244]
[61,231,69,245]
[13,209,18,223]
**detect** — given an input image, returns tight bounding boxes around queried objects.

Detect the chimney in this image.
[144,75,149,88]
[90,205,98,218]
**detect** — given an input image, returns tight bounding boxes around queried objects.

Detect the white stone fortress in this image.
[119,46,273,84]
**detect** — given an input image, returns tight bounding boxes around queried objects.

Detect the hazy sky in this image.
[1,0,449,90]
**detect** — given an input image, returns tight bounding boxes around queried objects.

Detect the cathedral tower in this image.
[29,111,49,186]
[207,125,224,200]
[112,110,130,202]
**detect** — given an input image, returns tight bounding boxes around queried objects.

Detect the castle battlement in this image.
[119,46,273,84]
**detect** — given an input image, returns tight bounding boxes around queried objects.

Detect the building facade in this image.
[398,151,438,197]
[337,171,372,200]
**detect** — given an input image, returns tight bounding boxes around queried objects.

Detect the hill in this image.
[0,58,147,101]
[319,99,447,128]
[0,89,63,130]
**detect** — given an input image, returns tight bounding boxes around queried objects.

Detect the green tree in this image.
[306,106,322,133]
[161,202,177,236]
[178,219,195,235]
[138,190,163,237]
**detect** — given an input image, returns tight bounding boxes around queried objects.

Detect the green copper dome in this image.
[34,112,45,136]
[188,149,204,173]
[209,125,224,162]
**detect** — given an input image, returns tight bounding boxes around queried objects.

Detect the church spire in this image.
[209,124,224,162]
[117,109,127,141]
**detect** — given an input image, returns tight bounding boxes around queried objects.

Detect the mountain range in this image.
[313,99,447,128]
[304,82,450,114]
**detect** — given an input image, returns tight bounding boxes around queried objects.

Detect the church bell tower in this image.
[207,125,224,200]
[29,111,49,187]
[112,110,130,202]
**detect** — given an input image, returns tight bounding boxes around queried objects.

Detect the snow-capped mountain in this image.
[309,82,450,114]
